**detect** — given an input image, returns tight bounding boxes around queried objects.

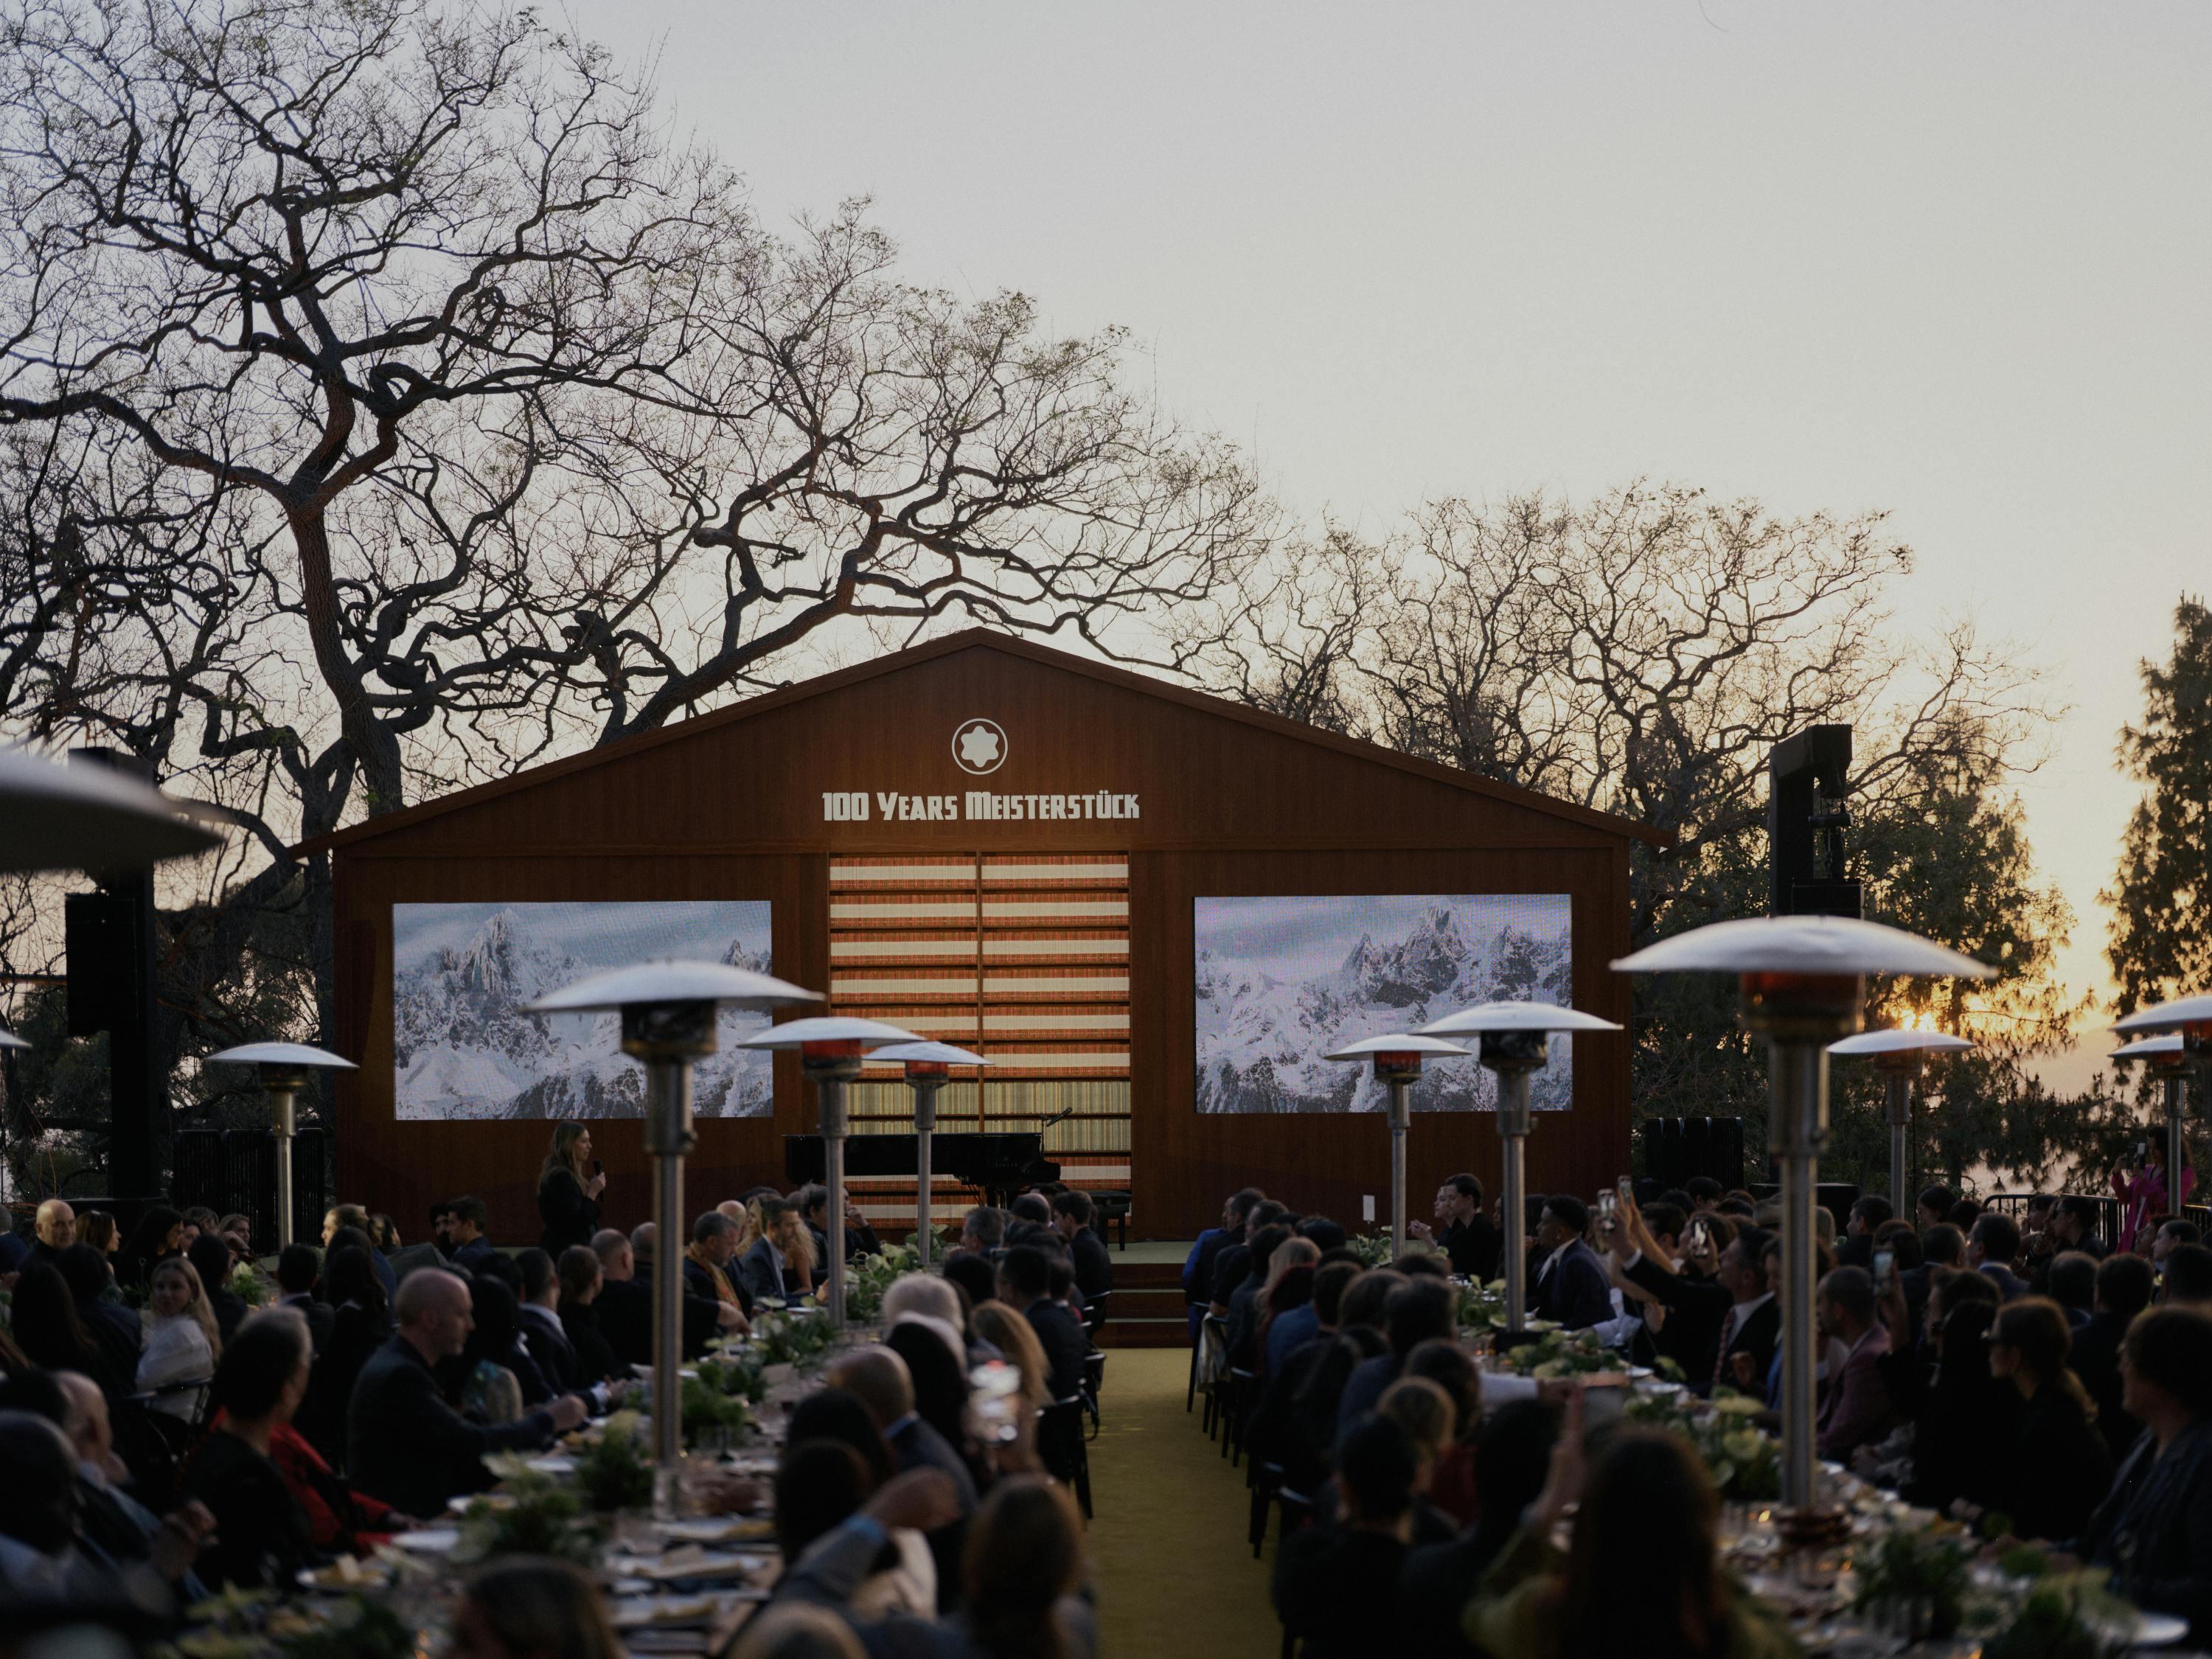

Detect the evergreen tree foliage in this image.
[2105,598,2212,1015]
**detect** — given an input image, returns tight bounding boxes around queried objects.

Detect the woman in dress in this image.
[536,1121,605,1256]
[183,1310,321,1589]
[137,1256,221,1418]
[117,1205,184,1299]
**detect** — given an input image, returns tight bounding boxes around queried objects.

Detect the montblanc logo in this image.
[953,718,1006,776]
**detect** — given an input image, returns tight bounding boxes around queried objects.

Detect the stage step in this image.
[1094,1262,1191,1349]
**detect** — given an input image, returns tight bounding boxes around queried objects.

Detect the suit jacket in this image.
[1619,1253,1728,1387]
[1273,1523,1411,1659]
[559,1299,630,1384]
[2071,1309,2142,1459]
[1834,1233,1876,1270]
[2086,1419,2212,1640]
[279,1293,336,1354]
[1815,1324,1895,1462]
[79,1296,144,1385]
[346,1335,558,1517]
[384,1242,449,1282]
[1979,1261,2031,1302]
[518,1302,583,1393]
[451,1237,501,1274]
[1333,1352,1405,1444]
[734,1237,793,1306]
[1186,1225,1242,1307]
[1068,1226,1114,1303]
[207,1286,250,1346]
[1024,1298,1091,1402]
[1530,1239,1613,1330]
[596,1270,726,1363]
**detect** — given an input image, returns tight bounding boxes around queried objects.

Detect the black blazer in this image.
[279,1293,336,1354]
[559,1299,630,1383]
[2087,1419,2212,1641]
[1995,1385,2113,1543]
[306,1298,389,1470]
[183,1430,319,1590]
[1531,1239,1613,1330]
[346,1335,558,1518]
[1068,1227,1114,1302]
[536,1169,600,1257]
[596,1273,724,1364]
[1025,1298,1091,1402]
[1621,1253,1733,1389]
[519,1303,583,1394]
[2072,1310,2143,1459]
[1440,1217,1503,1284]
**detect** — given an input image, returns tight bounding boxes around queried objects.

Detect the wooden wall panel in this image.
[330,638,1648,1243]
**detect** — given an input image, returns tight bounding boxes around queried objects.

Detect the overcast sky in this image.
[568,1,2212,1091]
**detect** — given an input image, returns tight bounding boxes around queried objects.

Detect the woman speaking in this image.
[537,1122,607,1255]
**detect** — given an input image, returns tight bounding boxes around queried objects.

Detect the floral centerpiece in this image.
[457,1464,603,1562]
[168,1589,417,1659]
[226,1259,273,1308]
[1624,1390,1781,1502]
[1851,1528,1973,1641]
[749,1308,836,1370]
[1486,1326,1618,1379]
[572,1411,655,1512]
[1456,1279,1509,1332]
[698,1341,769,1405]
[846,1242,923,1324]
[1981,1573,2137,1659]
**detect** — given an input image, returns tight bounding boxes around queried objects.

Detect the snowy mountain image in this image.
[1194,894,1573,1115]
[392,900,777,1121]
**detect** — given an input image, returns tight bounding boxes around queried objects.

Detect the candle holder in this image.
[739,1016,923,1326]
[1322,1034,1471,1259]
[1414,1001,1621,1336]
[1827,1029,1974,1214]
[870,1040,990,1267]
[1614,914,1991,1526]
[206,1042,359,1249]
[527,959,821,1514]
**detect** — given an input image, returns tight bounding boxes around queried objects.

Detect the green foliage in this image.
[1624,1390,1781,1501]
[748,1310,836,1368]
[1344,1233,1397,1269]
[1852,1528,1972,1641]
[456,1470,602,1563]
[846,1244,924,1324]
[1981,1573,2135,1659]
[227,1262,273,1307]
[2107,597,2212,1015]
[1487,1327,1618,1380]
[679,1374,751,1445]
[268,1597,417,1659]
[167,1590,417,1659]
[573,1411,655,1512]
[698,1343,768,1405]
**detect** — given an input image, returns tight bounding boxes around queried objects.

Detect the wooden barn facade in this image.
[305,632,1660,1244]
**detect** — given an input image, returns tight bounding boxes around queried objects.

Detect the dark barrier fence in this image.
[172,1124,330,1255]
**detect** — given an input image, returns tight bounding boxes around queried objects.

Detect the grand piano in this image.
[784,1132,1060,1211]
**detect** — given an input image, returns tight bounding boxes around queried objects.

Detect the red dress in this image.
[246,1416,403,1552]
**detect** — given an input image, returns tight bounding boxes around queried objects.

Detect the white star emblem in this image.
[953,719,1006,774]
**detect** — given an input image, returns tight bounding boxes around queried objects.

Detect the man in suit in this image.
[1968,1211,2030,1302]
[1183,1187,1262,1340]
[1835,1195,1892,1270]
[347,1267,584,1517]
[799,1183,880,1266]
[827,1344,977,1613]
[2076,1252,2155,1459]
[1815,1266,1894,1462]
[1408,1173,1503,1284]
[1617,1221,1776,1396]
[1528,1197,1613,1330]
[684,1211,753,1317]
[446,1196,500,1273]
[592,1228,733,1364]
[32,1198,74,1266]
[1051,1190,1115,1305]
[274,1245,335,1354]
[998,1244,1090,1402]
[2050,1194,2111,1261]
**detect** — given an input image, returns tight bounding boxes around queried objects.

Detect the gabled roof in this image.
[291,630,1668,855]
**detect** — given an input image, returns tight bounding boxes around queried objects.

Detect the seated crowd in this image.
[1177,1173,2212,1656]
[0,1127,1117,1659]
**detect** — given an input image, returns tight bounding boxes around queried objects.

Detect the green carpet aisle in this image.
[1087,1346,1281,1658]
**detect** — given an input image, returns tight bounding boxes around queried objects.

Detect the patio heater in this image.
[1614,914,1990,1530]
[526,960,821,1508]
[1826,1028,1975,1216]
[870,1040,990,1267]
[740,1016,923,1325]
[2110,1029,2200,1217]
[0,744,223,874]
[1414,1001,1622,1337]
[1322,1034,1470,1259]
[206,1042,358,1248]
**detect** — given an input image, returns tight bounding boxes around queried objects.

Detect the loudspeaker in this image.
[1640,1116,1746,1192]
[64,891,143,1036]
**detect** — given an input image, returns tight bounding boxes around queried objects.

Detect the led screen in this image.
[392,900,776,1120]
[1194,894,1573,1114]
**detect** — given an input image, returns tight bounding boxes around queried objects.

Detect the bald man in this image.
[347,1268,585,1518]
[32,1197,74,1265]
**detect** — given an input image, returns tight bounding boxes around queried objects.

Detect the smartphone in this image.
[2139,1141,2149,1161]
[1598,1189,1616,1224]
[1874,1248,1895,1294]
[1617,1176,1633,1206]
[593,1159,605,1175]
[1688,1217,1711,1253]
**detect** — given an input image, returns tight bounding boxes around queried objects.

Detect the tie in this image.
[1714,1307,1738,1390]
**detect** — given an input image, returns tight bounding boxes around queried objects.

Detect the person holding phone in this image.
[537,1121,608,1255]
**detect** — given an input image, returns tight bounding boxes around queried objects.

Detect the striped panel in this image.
[827,852,1133,1223]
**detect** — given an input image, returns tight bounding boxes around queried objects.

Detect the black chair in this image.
[1222,1365,1256,1466]
[1088,1191,1132,1251]
[1082,1287,1113,1339]
[1039,1396,1093,1518]
[1250,1457,1284,1557]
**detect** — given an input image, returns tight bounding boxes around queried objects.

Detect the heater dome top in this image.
[526,959,823,1015]
[1416,1001,1621,1036]
[2111,1034,2186,1062]
[2112,993,2212,1036]
[1612,914,1993,980]
[1828,1029,1975,1057]
[0,1025,27,1050]
[0,744,226,876]
[1324,1034,1470,1062]
[738,1015,923,1050]
[870,1040,990,1067]
[207,1041,357,1071]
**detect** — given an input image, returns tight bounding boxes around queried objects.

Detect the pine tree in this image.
[2106,598,2212,1015]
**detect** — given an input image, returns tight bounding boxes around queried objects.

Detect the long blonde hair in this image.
[970,1301,1051,1414]
[540,1121,590,1189]
[152,1258,223,1360]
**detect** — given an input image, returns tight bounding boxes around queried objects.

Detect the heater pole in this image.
[644,1054,691,1506]
[820,1074,849,1326]
[1498,1068,1531,1337]
[1388,1077,1411,1260]
[271,1081,297,1250]
[1884,1068,1912,1217]
[911,1076,940,1269]
[2168,1074,2188,1216]
[1770,1037,1826,1513]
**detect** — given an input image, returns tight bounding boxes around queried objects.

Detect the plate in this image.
[2104,1609,2189,1647]
[526,1454,578,1475]
[657,1517,776,1545]
[610,1596,720,1630]
[392,1527,460,1554]
[605,1549,759,1582]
